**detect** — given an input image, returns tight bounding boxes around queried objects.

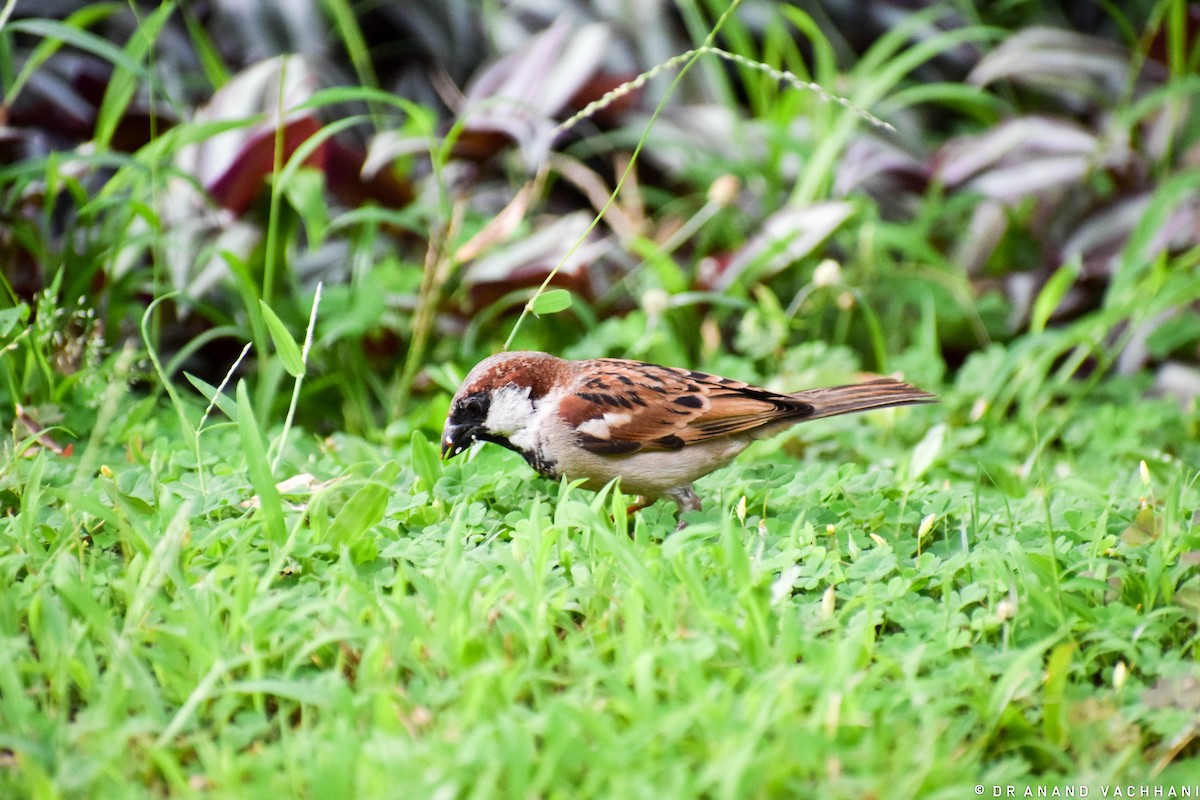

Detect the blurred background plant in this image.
[3,2,1200,794]
[0,0,1196,442]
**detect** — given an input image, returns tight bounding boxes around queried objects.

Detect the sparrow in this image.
[441,351,936,520]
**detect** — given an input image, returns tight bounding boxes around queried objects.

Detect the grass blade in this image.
[326,460,400,547]
[259,300,305,378]
[236,379,286,543]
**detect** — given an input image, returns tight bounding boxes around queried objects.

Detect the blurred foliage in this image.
[0,0,1197,439]
[2,2,1200,793]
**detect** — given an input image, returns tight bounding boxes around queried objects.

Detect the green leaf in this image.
[529,289,573,316]
[236,380,286,543]
[846,549,898,582]
[301,87,437,132]
[281,167,329,249]
[410,431,442,491]
[46,486,125,533]
[908,422,945,482]
[9,16,141,73]
[1110,170,1200,304]
[185,373,238,422]
[986,633,1063,725]
[1029,258,1080,335]
[225,677,338,707]
[7,11,140,103]
[327,461,400,547]
[259,300,305,378]
[0,303,30,340]
[180,6,230,87]
[94,2,174,150]
[1145,313,1200,358]
[1042,642,1076,746]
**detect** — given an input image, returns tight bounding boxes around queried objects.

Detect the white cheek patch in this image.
[576,412,632,439]
[484,384,535,437]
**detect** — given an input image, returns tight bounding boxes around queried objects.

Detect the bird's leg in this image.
[624,496,652,516]
[606,496,649,524]
[608,496,653,539]
[665,486,702,531]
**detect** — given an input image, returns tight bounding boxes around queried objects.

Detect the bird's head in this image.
[441,351,565,459]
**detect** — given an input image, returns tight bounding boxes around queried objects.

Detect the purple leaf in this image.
[457,21,610,166]
[703,202,855,291]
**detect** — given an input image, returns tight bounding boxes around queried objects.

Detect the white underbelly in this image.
[554,436,752,498]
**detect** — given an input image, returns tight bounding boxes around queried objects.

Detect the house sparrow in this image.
[441,351,936,520]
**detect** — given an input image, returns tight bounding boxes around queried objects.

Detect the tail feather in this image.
[793,378,937,420]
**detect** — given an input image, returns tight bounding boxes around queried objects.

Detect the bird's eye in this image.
[460,393,489,418]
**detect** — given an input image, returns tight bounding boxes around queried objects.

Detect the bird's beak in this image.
[441,421,475,460]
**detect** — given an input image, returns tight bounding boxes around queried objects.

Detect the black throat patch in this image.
[521,447,560,481]
[479,433,560,481]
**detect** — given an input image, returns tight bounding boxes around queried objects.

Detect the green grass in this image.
[3,1,1200,796]
[2,343,1199,798]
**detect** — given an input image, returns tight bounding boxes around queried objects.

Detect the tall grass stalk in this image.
[272,281,322,471]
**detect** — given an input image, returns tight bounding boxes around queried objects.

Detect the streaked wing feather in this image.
[558,359,812,454]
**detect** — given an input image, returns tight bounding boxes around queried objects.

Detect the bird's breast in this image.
[517,446,561,481]
[506,389,570,481]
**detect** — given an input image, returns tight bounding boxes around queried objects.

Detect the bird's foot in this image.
[666,486,702,532]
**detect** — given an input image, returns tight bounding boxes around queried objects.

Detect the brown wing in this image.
[556,359,814,455]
